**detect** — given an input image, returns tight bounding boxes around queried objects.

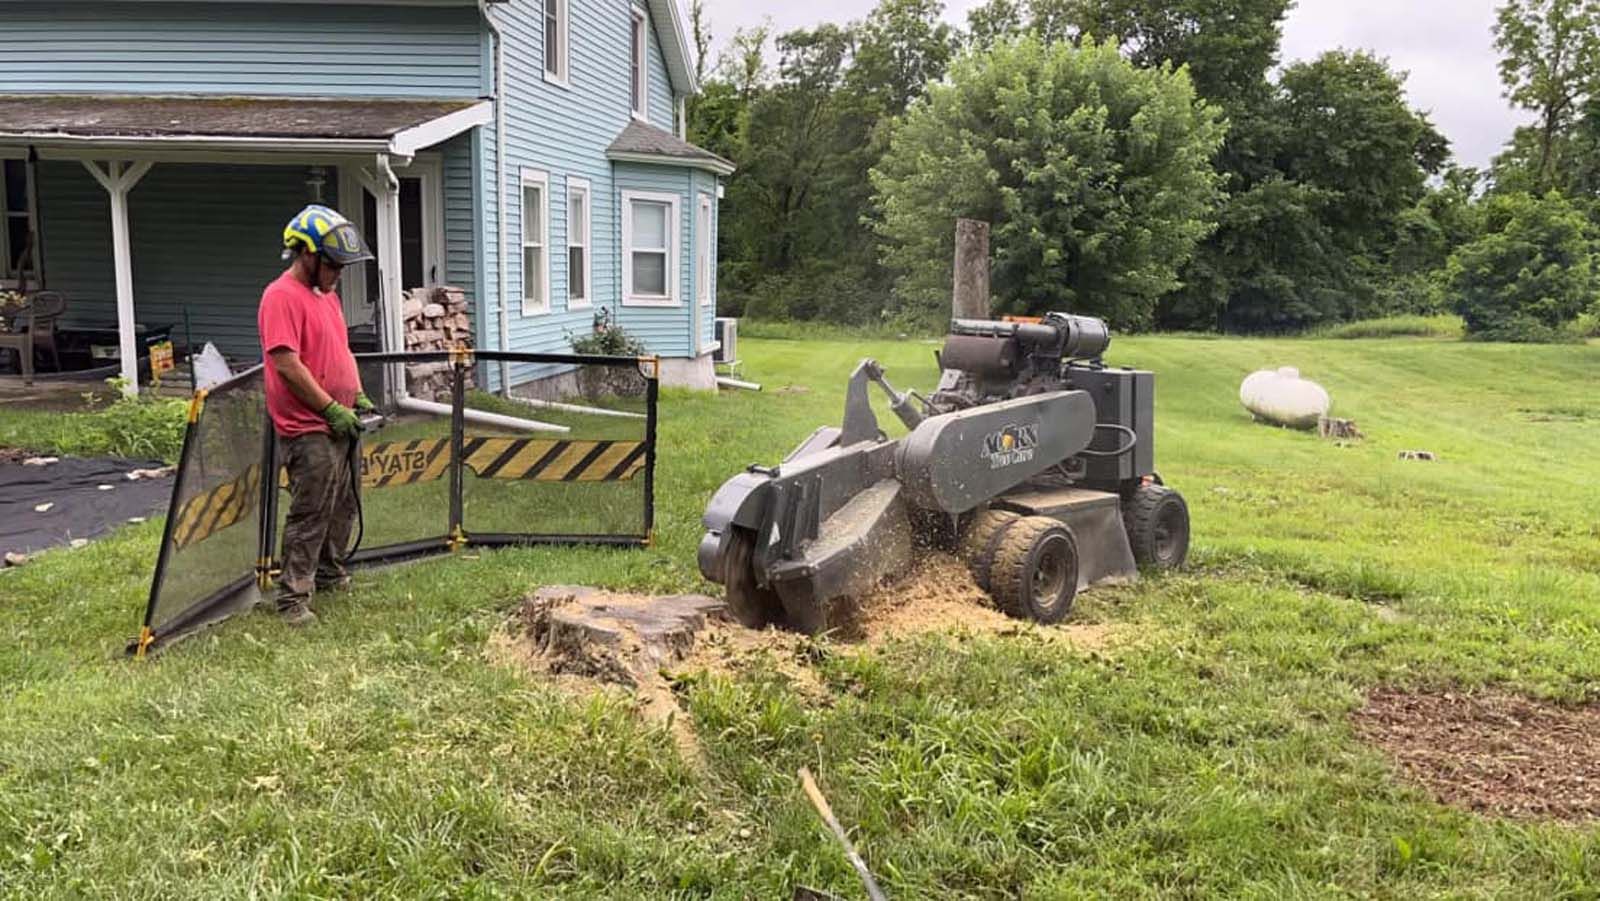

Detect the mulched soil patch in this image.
[1,456,172,559]
[1352,687,1600,821]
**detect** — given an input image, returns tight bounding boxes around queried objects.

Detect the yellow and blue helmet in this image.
[282,204,374,265]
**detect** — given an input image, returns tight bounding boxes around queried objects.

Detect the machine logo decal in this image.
[981,423,1038,469]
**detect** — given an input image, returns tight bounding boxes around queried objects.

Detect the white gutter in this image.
[397,396,568,433]
[0,100,493,158]
[3,133,392,156]
[480,0,511,395]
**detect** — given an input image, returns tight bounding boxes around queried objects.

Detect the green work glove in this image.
[353,391,376,414]
[322,401,361,439]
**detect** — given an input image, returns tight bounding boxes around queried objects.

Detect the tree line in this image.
[688,0,1600,340]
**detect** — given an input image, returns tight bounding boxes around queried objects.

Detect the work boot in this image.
[279,602,318,627]
[315,574,353,593]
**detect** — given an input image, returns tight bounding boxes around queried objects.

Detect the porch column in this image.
[83,160,155,396]
[359,155,407,403]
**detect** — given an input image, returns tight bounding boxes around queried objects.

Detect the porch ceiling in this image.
[0,95,492,156]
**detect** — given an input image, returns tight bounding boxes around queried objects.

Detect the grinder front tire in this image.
[990,516,1079,625]
[1124,484,1190,570]
[960,508,1022,592]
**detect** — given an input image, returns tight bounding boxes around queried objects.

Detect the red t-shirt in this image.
[258,272,360,437]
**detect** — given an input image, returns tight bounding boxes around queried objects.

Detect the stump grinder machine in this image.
[698,313,1190,633]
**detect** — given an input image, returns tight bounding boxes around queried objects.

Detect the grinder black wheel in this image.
[722,527,785,628]
[960,508,1022,592]
[1123,484,1190,570]
[989,515,1079,624]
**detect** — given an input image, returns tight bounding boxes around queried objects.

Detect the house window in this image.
[695,194,712,307]
[623,190,677,306]
[544,0,568,84]
[567,178,591,308]
[630,10,647,119]
[1,160,39,288]
[521,169,549,314]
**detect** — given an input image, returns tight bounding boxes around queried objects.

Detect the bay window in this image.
[622,190,677,305]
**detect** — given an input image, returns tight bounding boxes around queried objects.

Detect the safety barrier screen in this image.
[137,351,657,654]
[136,366,271,653]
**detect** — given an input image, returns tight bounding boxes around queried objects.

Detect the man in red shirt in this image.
[259,204,374,626]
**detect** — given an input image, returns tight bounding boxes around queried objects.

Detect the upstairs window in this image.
[630,10,647,119]
[544,0,569,84]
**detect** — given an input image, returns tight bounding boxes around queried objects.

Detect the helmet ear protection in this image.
[282,204,374,265]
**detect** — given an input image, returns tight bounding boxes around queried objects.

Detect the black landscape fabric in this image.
[0,457,172,558]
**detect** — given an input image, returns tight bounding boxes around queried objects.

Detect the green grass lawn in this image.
[4,332,1600,897]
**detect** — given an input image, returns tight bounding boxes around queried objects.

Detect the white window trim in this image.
[520,167,551,316]
[622,189,679,307]
[696,192,713,308]
[543,0,570,87]
[630,9,649,121]
[0,159,41,290]
[567,176,592,309]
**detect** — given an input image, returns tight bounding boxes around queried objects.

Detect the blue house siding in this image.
[440,133,479,308]
[614,162,694,358]
[642,2,677,132]
[36,160,311,358]
[0,2,483,97]
[477,0,697,390]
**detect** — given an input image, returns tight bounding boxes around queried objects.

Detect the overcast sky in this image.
[699,0,1528,168]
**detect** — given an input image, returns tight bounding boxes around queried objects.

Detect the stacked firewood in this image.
[401,285,475,401]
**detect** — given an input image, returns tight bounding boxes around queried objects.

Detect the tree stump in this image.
[952,219,991,320]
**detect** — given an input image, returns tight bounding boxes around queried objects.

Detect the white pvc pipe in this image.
[507,395,646,420]
[396,397,569,434]
[717,376,761,391]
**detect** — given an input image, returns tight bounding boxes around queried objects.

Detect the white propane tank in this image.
[1240,366,1330,429]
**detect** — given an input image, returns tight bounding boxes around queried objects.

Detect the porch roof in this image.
[0,95,493,157]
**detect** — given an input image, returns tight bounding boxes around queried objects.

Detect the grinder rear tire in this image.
[989,516,1079,624]
[1124,484,1189,570]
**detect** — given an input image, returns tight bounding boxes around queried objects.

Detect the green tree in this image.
[870,37,1225,328]
[1447,191,1597,340]
[965,0,1291,107]
[1492,0,1600,193]
[695,0,961,322]
[1168,51,1448,331]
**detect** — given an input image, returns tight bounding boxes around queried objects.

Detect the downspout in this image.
[479,0,511,394]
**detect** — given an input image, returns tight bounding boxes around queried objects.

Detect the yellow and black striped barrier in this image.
[171,464,261,550]
[362,437,646,487]
[166,438,646,550]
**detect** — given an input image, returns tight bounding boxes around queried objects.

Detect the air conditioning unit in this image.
[713,317,738,365]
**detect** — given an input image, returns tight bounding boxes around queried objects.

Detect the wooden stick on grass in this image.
[798,767,887,901]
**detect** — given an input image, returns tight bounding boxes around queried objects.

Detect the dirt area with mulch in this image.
[1352,687,1600,821]
[488,553,1127,764]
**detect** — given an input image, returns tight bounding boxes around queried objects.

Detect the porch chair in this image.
[0,291,65,384]
[19,291,65,373]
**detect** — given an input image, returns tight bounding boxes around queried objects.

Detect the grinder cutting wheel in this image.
[699,312,1189,633]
